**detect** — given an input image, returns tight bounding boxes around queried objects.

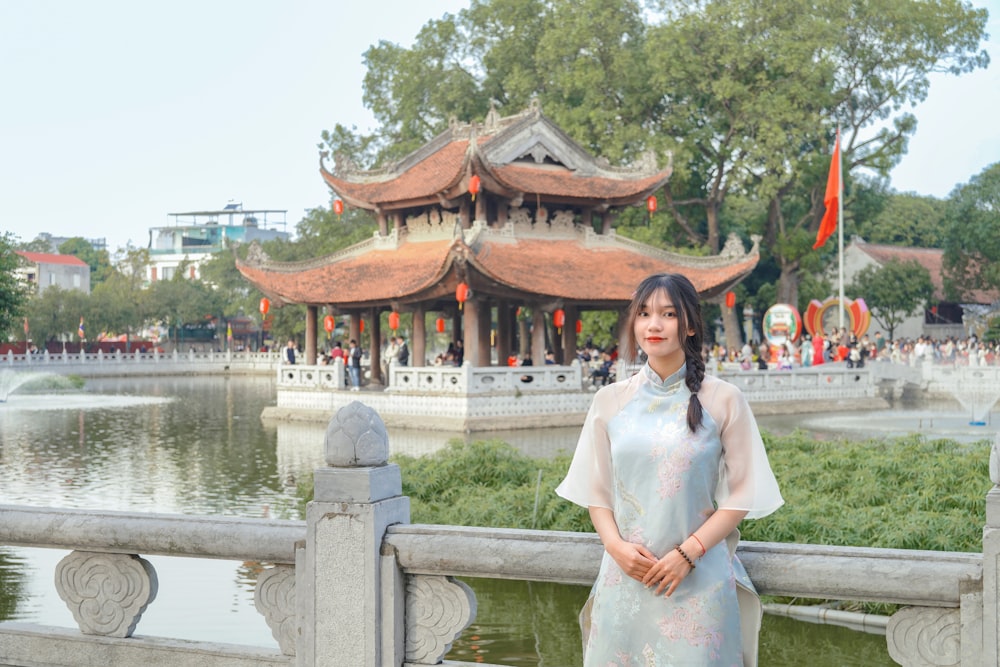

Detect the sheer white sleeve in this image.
[701,377,784,520]
[554,384,625,510]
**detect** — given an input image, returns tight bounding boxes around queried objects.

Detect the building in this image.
[147,204,289,283]
[843,237,1000,340]
[237,103,760,378]
[15,251,91,295]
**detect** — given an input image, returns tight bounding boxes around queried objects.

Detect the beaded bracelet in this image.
[691,534,706,557]
[675,545,696,569]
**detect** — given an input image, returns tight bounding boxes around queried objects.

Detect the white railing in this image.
[3,348,280,376]
[388,363,583,394]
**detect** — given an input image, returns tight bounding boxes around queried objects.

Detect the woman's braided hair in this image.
[623,273,706,433]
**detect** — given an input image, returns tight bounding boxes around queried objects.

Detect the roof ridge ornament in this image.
[529,96,542,117]
[484,100,501,133]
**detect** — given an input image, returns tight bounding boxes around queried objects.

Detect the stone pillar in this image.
[983,436,1000,666]
[306,305,318,366]
[531,308,545,368]
[297,402,410,666]
[463,298,480,367]
[412,304,426,367]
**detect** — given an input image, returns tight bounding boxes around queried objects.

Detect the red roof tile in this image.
[16,251,88,267]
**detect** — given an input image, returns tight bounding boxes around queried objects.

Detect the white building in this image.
[147,205,290,283]
[15,251,91,295]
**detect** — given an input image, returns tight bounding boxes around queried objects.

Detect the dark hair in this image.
[623,273,706,432]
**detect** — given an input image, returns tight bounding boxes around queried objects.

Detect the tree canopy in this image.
[0,233,30,339]
[942,161,1000,300]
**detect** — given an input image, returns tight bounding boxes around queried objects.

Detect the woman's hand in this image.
[641,548,693,596]
[606,539,658,582]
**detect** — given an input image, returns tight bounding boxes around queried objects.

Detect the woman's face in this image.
[634,288,690,375]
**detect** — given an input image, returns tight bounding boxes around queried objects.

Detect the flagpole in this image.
[836,126,844,332]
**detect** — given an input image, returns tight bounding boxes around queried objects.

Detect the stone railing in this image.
[713,366,877,403]
[388,363,583,394]
[2,349,279,376]
[2,403,999,666]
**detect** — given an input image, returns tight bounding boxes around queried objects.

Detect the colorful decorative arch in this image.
[803,297,870,339]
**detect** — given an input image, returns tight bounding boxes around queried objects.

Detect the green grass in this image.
[300,431,992,553]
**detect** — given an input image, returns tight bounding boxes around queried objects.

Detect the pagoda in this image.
[237,103,759,429]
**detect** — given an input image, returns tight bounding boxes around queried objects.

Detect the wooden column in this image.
[496,202,508,228]
[563,304,579,365]
[306,305,318,365]
[368,307,382,386]
[350,313,361,346]
[518,316,531,358]
[463,298,480,367]
[451,310,463,350]
[393,212,403,233]
[412,304,426,367]
[602,210,617,235]
[475,193,486,222]
[531,308,546,368]
[551,311,563,364]
[460,201,472,230]
[496,301,512,365]
[477,300,492,366]
[377,211,388,237]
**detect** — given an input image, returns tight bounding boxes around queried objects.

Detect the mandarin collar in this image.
[641,362,687,392]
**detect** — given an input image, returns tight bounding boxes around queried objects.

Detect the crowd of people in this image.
[708,330,1000,370]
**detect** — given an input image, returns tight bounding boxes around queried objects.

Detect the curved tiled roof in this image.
[237,230,758,309]
[320,141,471,208]
[320,107,671,210]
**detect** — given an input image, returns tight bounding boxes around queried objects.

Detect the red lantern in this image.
[646,195,657,213]
[360,319,365,333]
[553,308,565,333]
[725,291,736,309]
[469,174,481,201]
[333,199,344,216]
[456,282,469,310]
[259,297,270,316]
[435,317,446,334]
[388,311,400,331]
[323,315,335,333]
[576,319,583,334]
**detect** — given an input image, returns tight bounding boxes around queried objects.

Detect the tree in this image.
[847,258,934,340]
[0,233,30,340]
[942,162,1000,300]
[24,286,90,349]
[88,248,151,349]
[855,191,946,248]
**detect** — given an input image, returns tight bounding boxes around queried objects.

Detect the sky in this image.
[1,0,998,254]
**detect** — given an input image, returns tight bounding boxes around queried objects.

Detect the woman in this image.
[556,273,783,666]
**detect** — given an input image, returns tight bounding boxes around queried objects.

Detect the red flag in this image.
[813,131,841,250]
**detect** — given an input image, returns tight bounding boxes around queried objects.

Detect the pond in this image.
[0,374,921,664]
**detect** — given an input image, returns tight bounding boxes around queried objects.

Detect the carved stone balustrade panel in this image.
[54,551,157,638]
[404,574,476,664]
[254,564,296,656]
